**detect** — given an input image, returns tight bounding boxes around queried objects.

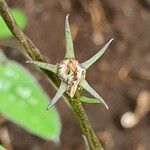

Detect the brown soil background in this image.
[1,0,150,150]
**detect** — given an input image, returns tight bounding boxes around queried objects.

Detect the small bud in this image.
[27,15,113,110]
[58,59,86,97]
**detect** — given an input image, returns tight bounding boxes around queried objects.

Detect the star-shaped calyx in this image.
[27,15,113,110]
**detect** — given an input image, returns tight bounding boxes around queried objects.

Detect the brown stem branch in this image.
[0,0,103,149]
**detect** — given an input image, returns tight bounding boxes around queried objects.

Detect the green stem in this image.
[70,95,103,149]
[0,0,103,149]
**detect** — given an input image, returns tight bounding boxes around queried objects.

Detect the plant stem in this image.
[71,95,103,149]
[0,0,104,149]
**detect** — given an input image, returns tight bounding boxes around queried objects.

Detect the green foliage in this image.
[0,51,61,141]
[0,145,6,150]
[0,8,27,38]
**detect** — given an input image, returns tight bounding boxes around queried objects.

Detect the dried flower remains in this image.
[27,15,113,110]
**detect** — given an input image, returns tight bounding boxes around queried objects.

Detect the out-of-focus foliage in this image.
[0,145,6,150]
[0,8,27,38]
[0,51,61,141]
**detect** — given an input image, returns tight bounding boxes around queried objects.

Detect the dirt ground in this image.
[1,0,150,150]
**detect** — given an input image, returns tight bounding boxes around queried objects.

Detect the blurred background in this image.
[0,0,150,149]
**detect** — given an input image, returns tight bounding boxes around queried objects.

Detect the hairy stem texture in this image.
[70,96,103,149]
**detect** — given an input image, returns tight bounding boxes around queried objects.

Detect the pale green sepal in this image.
[80,79,109,109]
[81,38,113,69]
[65,14,75,59]
[26,61,57,73]
[82,135,90,150]
[80,96,100,104]
[46,82,67,110]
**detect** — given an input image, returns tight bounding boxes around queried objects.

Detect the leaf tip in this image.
[105,104,109,110]
[26,60,34,64]
[108,38,114,44]
[46,103,53,111]
[65,14,70,29]
[26,60,30,63]
[66,14,70,20]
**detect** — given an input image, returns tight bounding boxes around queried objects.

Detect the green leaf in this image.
[80,96,100,104]
[0,54,61,141]
[0,8,27,38]
[0,145,6,150]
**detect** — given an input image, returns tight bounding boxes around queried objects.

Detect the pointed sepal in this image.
[80,96,100,104]
[46,82,67,110]
[81,38,113,69]
[80,79,109,109]
[26,61,57,73]
[65,14,75,59]
[82,135,90,150]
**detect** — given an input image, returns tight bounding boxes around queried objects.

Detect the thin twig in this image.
[0,0,103,149]
[0,127,13,150]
